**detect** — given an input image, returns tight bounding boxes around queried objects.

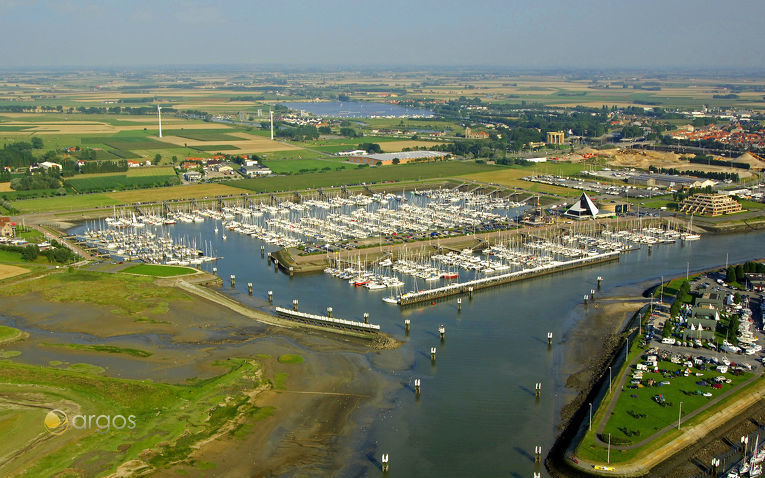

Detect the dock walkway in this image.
[399,251,620,305]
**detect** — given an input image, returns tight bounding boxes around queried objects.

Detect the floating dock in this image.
[274,306,381,333]
[398,251,620,306]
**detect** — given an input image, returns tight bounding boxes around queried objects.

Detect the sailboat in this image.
[681,213,701,241]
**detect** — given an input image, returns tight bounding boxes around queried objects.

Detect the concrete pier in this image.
[274,306,381,334]
[398,252,620,306]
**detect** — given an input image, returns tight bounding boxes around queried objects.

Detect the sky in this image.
[1,0,764,70]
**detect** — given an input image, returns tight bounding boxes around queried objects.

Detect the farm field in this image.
[156,132,301,154]
[161,129,244,142]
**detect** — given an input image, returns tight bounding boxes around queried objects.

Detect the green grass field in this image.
[65,174,180,193]
[0,270,190,319]
[122,264,197,277]
[232,160,500,192]
[9,194,122,213]
[261,158,354,174]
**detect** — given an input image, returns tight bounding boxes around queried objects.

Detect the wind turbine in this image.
[157,105,163,138]
[270,110,274,140]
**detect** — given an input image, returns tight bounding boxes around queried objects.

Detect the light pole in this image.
[660,275,664,303]
[607,433,611,464]
[678,401,683,430]
[589,402,593,432]
[608,366,612,394]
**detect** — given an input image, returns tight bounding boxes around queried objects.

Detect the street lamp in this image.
[589,402,593,432]
[678,401,683,430]
[608,366,613,393]
[607,433,611,464]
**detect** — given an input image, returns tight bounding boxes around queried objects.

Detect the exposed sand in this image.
[600,149,753,177]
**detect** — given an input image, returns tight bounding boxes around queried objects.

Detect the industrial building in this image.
[679,194,743,216]
[348,151,449,166]
[626,173,716,189]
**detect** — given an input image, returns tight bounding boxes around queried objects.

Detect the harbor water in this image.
[67,218,765,476]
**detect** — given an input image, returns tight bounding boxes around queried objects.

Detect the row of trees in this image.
[648,165,739,182]
[727,261,765,284]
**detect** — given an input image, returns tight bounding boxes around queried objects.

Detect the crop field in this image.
[83,136,177,150]
[161,129,244,142]
[233,160,500,192]
[65,174,180,193]
[192,144,240,151]
[157,132,301,154]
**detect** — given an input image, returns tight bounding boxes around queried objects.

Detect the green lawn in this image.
[601,360,749,445]
[122,264,197,277]
[576,340,753,464]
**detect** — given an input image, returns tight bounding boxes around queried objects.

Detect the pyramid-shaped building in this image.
[565,192,599,218]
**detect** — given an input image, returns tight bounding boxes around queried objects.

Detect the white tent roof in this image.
[566,192,599,217]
